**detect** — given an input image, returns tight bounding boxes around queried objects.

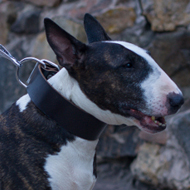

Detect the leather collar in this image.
[27,64,106,141]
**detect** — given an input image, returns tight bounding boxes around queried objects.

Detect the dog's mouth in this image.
[127,109,166,133]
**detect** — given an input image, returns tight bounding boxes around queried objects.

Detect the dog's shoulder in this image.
[0,96,75,189]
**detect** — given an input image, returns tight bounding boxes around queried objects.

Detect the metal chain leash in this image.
[0,44,59,88]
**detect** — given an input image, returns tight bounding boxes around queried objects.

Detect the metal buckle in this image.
[0,44,60,88]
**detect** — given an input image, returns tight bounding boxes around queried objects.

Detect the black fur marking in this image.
[0,102,75,189]
[69,42,153,117]
[84,13,111,43]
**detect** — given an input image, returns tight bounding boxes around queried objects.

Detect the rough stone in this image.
[0,2,17,45]
[148,31,190,88]
[52,17,87,43]
[131,138,190,190]
[141,0,190,31]
[94,157,158,190]
[139,130,167,145]
[96,7,136,34]
[64,0,115,20]
[0,14,8,45]
[131,143,162,185]
[31,32,57,62]
[63,0,79,2]
[169,109,190,164]
[11,6,41,34]
[24,0,61,7]
[97,125,143,158]
[115,18,154,47]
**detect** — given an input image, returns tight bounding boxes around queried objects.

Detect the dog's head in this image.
[44,14,183,134]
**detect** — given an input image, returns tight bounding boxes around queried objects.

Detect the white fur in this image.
[45,65,141,190]
[16,94,31,112]
[105,41,182,116]
[44,137,98,190]
[48,68,137,126]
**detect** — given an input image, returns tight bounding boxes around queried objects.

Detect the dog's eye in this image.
[122,62,132,68]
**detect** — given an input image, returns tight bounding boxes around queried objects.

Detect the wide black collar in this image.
[27,64,106,141]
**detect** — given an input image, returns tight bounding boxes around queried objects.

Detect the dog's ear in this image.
[84,13,111,43]
[44,18,86,70]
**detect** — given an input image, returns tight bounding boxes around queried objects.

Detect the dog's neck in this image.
[47,68,75,103]
[17,66,102,152]
[48,68,135,127]
[17,67,102,144]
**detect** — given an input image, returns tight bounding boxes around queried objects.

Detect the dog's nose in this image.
[167,92,184,114]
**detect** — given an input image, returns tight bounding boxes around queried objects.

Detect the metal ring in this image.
[16,66,27,88]
[20,57,47,68]
[41,59,60,70]
[16,57,47,88]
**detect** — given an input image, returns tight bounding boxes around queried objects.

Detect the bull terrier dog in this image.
[0,13,184,190]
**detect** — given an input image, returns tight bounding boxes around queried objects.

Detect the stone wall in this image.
[1,0,190,189]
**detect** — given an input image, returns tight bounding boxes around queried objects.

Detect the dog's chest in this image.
[44,138,98,190]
